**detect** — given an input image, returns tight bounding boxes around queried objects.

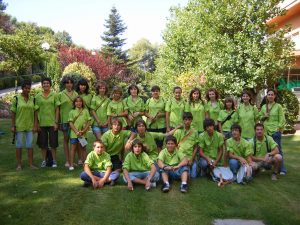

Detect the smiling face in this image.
[206,125,215,136]
[192,91,200,101]
[130,87,138,97]
[267,90,276,103]
[151,89,160,99]
[42,80,51,92]
[79,84,87,94]
[98,85,107,96]
[22,85,31,96]
[113,91,122,101]
[166,140,176,153]
[133,143,143,155]
[174,88,182,100]
[255,125,264,138]
[225,100,233,110]
[74,98,83,108]
[208,91,216,101]
[94,142,105,155]
[231,128,240,139]
[242,93,250,104]
[111,121,122,133]
[137,123,146,135]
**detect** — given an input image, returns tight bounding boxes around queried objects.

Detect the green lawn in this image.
[0,118,299,225]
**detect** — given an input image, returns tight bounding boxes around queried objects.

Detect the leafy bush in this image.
[31,74,41,83]
[277,89,299,134]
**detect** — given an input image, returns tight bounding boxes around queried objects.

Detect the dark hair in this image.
[128,84,139,95]
[151,85,160,92]
[231,123,241,133]
[224,97,235,110]
[165,135,177,145]
[41,77,52,86]
[203,118,215,130]
[173,86,182,93]
[205,88,219,101]
[131,139,145,152]
[135,119,147,130]
[240,90,252,104]
[62,76,74,85]
[254,123,264,130]
[189,87,203,104]
[21,80,32,89]
[183,112,193,120]
[76,78,89,94]
[111,117,123,129]
[95,81,108,95]
[73,96,85,109]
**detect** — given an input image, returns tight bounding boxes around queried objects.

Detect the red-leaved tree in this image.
[58,46,127,81]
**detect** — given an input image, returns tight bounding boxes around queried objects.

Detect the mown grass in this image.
[0,119,299,225]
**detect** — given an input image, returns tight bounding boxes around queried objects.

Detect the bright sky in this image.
[4,0,189,50]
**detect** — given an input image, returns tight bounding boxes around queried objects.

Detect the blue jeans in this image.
[123,171,160,183]
[80,171,120,184]
[190,160,198,178]
[92,125,109,134]
[161,166,189,180]
[229,159,240,174]
[272,131,287,173]
[16,131,33,149]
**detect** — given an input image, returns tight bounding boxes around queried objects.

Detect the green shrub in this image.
[3,77,15,88]
[277,89,299,134]
[0,79,5,89]
[31,74,41,83]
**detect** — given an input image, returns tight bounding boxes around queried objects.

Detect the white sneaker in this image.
[69,166,74,171]
[41,160,46,168]
[52,161,57,168]
[150,182,156,188]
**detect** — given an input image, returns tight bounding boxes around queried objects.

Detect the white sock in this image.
[165,181,169,185]
[182,182,187,185]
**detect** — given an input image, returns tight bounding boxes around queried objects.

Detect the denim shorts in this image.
[60,123,70,132]
[161,166,189,180]
[92,125,109,134]
[70,138,79,145]
[16,131,33,149]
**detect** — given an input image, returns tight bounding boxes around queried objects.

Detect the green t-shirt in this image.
[165,97,188,128]
[79,93,93,109]
[85,151,112,172]
[249,135,277,157]
[123,96,145,126]
[145,97,166,129]
[174,128,198,160]
[227,137,253,158]
[68,108,91,139]
[136,132,165,160]
[35,91,59,127]
[237,104,259,139]
[199,131,224,160]
[123,152,153,172]
[101,130,131,156]
[259,103,285,135]
[10,94,35,132]
[217,110,238,132]
[58,90,78,123]
[90,95,110,126]
[205,100,224,123]
[107,100,128,127]
[157,148,185,166]
[187,102,205,132]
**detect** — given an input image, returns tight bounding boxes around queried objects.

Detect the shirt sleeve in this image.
[68,110,75,123]
[165,99,171,112]
[157,150,165,162]
[104,154,113,169]
[122,154,131,170]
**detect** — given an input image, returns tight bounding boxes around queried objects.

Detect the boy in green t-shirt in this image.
[227,124,253,177]
[123,139,159,191]
[158,135,189,193]
[199,118,224,177]
[80,141,119,188]
[250,123,282,181]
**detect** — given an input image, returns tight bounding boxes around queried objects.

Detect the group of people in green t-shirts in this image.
[11,77,286,192]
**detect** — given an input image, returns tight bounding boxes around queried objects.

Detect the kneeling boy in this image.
[158,135,189,193]
[80,141,119,188]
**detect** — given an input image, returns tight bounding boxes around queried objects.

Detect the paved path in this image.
[0,83,41,97]
[213,219,265,225]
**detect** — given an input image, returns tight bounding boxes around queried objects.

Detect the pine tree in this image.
[101,6,127,63]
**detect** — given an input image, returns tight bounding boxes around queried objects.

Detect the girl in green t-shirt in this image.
[68,96,91,171]
[91,82,110,140]
[124,84,145,131]
[188,87,206,134]
[205,88,224,129]
[107,86,128,129]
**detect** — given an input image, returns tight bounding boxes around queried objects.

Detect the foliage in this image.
[154,0,294,96]
[128,38,158,72]
[62,62,96,85]
[0,23,45,76]
[31,74,41,83]
[101,6,127,62]
[54,30,73,47]
[176,71,206,97]
[277,89,299,134]
[58,46,128,82]
[47,54,62,90]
